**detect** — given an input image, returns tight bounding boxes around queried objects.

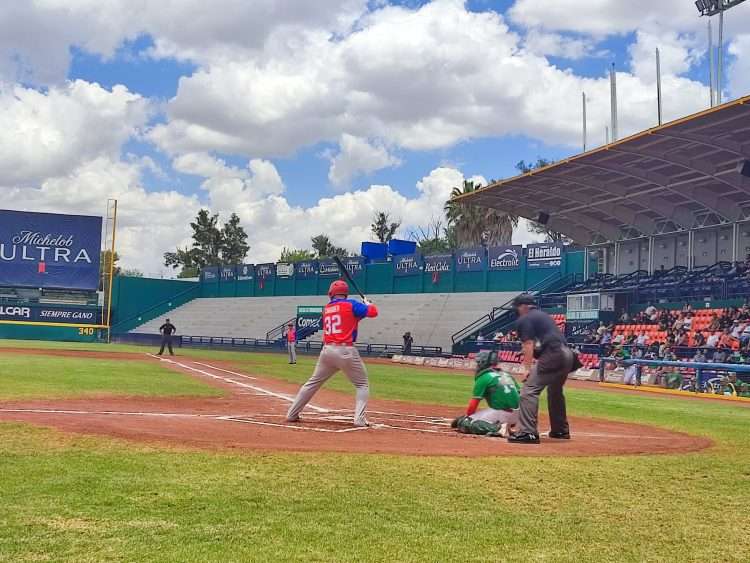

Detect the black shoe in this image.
[507,432,540,444]
[548,431,571,440]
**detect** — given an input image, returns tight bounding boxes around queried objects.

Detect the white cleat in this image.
[498,423,510,438]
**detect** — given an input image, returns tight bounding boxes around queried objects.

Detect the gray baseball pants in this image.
[288,342,297,363]
[517,345,574,436]
[287,345,369,426]
[471,408,519,426]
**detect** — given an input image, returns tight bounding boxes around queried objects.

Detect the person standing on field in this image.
[508,294,578,444]
[157,318,176,356]
[286,322,297,364]
[286,279,378,427]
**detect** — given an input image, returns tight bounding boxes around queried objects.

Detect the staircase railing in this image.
[451,272,573,345]
[110,284,201,334]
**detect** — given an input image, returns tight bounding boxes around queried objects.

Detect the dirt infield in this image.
[0,348,711,457]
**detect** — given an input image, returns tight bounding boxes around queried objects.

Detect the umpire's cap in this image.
[512,294,537,308]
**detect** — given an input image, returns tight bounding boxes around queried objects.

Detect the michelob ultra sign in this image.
[0,209,102,290]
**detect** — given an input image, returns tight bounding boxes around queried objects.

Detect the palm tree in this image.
[444,180,518,247]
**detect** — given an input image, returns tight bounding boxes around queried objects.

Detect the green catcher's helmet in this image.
[475,350,498,372]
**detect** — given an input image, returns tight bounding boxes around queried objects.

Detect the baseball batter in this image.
[452,350,521,437]
[286,280,378,427]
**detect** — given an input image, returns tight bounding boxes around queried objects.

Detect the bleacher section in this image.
[131,292,520,350]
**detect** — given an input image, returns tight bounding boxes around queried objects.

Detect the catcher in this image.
[452,350,521,437]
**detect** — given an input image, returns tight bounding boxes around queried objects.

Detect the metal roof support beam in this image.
[647,196,697,228]
[577,160,737,221]
[478,194,622,240]
[472,194,600,244]
[611,205,658,235]
[649,130,750,159]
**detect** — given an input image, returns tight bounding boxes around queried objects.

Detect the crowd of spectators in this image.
[580,302,750,364]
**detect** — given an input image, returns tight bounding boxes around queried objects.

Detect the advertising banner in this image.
[455,247,485,272]
[236,264,254,281]
[423,254,453,274]
[318,259,341,277]
[488,245,522,270]
[341,256,365,278]
[527,243,563,269]
[0,303,100,325]
[0,209,102,290]
[295,260,317,279]
[256,263,275,279]
[201,266,219,283]
[296,305,324,333]
[276,263,294,278]
[220,265,236,281]
[393,253,422,277]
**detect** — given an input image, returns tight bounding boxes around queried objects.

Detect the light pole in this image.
[696,0,748,104]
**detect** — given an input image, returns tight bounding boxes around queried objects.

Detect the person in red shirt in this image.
[286,279,378,427]
[285,322,297,364]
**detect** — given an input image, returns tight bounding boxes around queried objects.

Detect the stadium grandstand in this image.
[450,95,750,383]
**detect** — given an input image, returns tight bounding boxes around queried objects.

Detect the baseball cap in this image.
[512,294,537,308]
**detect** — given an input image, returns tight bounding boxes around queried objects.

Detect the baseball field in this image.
[1,340,749,562]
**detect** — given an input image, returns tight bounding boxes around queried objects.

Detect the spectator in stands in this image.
[402,332,413,355]
[477,333,486,344]
[658,310,671,330]
[492,331,504,343]
[157,318,177,356]
[672,313,685,332]
[706,331,720,348]
[741,323,750,347]
[626,333,637,345]
[596,322,607,339]
[658,342,669,358]
[675,331,688,347]
[708,314,721,332]
[619,311,630,324]
[719,329,735,349]
[713,348,728,364]
[731,321,744,340]
[683,313,694,330]
[694,331,706,347]
[636,332,648,346]
[645,303,657,318]
[600,330,612,346]
[682,302,693,313]
[648,341,660,357]
[612,331,624,345]
[693,349,707,363]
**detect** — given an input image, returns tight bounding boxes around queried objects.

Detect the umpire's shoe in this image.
[548,431,571,439]
[507,432,540,444]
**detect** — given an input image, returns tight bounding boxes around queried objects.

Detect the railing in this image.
[110,284,201,333]
[113,333,443,357]
[451,272,575,346]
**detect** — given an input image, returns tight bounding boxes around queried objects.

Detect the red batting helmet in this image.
[328,279,349,297]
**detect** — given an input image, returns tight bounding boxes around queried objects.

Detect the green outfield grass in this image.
[0,340,749,562]
[0,354,222,400]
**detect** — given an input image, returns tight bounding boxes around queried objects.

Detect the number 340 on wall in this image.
[78,327,95,336]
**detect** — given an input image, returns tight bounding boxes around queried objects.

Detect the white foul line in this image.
[146,355,328,413]
[192,361,257,380]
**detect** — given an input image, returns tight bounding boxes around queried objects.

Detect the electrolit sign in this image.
[394,253,422,276]
[488,245,522,270]
[0,209,102,290]
[424,254,453,273]
[455,247,484,272]
[236,264,254,281]
[527,243,563,269]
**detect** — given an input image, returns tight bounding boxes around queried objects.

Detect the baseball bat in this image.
[333,256,367,301]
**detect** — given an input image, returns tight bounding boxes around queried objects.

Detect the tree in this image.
[279,248,316,262]
[444,180,518,247]
[100,250,120,290]
[164,209,250,277]
[120,268,144,278]
[514,159,572,244]
[311,234,349,258]
[371,211,401,243]
[220,213,250,264]
[408,218,454,254]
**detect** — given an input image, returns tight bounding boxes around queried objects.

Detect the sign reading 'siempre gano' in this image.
[0,209,102,290]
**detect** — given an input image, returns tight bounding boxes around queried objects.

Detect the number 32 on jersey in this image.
[324,314,342,335]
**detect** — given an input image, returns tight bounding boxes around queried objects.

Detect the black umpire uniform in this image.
[508,294,579,444]
[158,318,177,356]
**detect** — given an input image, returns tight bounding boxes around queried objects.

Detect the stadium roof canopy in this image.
[455,94,750,246]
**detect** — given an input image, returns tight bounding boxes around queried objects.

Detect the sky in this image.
[1,0,749,276]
